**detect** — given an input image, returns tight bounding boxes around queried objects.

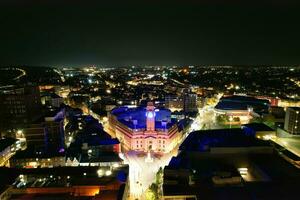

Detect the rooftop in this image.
[163,129,300,199]
[12,146,65,159]
[242,123,274,132]
[215,95,270,113]
[111,106,176,130]
[179,128,270,152]
[0,137,17,152]
[0,165,128,187]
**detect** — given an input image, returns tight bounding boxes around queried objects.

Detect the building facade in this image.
[0,138,21,167]
[284,107,300,135]
[0,85,42,131]
[182,89,198,113]
[23,109,65,153]
[108,102,182,153]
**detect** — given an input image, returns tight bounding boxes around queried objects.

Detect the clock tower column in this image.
[146,102,155,131]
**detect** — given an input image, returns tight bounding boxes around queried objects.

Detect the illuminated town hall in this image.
[108,102,182,153]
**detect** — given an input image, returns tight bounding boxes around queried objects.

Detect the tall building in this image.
[284,107,300,135]
[0,85,42,130]
[182,89,197,113]
[165,94,183,111]
[23,108,65,153]
[165,90,198,113]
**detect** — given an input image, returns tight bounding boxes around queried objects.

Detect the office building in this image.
[0,85,42,131]
[284,107,300,135]
[182,89,198,113]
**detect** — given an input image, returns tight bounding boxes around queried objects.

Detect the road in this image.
[118,106,221,199]
[272,137,300,158]
[189,106,222,133]
[124,148,179,200]
[1,67,26,81]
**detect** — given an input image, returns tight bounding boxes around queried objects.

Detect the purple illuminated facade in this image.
[108,102,182,153]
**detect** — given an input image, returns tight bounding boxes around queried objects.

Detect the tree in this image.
[155,167,163,185]
[146,183,159,200]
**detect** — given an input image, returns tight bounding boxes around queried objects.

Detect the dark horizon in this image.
[1,1,300,67]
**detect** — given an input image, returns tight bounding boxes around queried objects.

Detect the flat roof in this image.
[0,165,128,188]
[0,137,17,152]
[164,152,300,199]
[12,146,65,159]
[179,128,270,152]
[215,95,270,113]
[242,123,274,132]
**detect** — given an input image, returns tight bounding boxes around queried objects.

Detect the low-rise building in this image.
[242,123,276,140]
[162,128,300,200]
[10,146,65,168]
[0,166,129,200]
[0,138,21,167]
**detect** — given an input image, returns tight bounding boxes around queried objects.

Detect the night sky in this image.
[0,0,300,67]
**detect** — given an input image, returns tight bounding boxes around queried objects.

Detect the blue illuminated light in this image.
[147,112,154,118]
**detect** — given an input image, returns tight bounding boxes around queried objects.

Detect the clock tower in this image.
[146,102,155,131]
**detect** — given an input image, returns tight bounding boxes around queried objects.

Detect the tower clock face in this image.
[146,111,155,118]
